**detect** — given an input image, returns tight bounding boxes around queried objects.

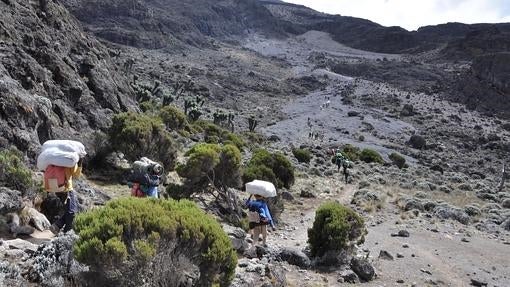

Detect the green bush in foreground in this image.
[389,152,406,169]
[359,148,384,164]
[74,197,237,286]
[308,202,366,258]
[292,148,312,163]
[0,147,33,191]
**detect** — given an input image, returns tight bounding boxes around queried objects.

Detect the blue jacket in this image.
[245,198,275,228]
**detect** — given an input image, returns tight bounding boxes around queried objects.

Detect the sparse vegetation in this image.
[193,120,245,150]
[74,197,237,286]
[359,148,384,164]
[292,148,312,163]
[159,105,188,131]
[308,202,366,257]
[389,152,407,169]
[342,144,361,161]
[0,147,33,191]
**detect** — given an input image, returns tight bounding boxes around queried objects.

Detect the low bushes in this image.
[359,149,384,164]
[389,152,406,169]
[243,149,295,189]
[108,112,178,170]
[292,148,312,163]
[342,144,360,161]
[308,202,366,258]
[192,120,245,150]
[0,147,33,191]
[159,105,188,131]
[74,198,237,287]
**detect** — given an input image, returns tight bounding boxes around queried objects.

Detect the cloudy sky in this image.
[284,0,510,31]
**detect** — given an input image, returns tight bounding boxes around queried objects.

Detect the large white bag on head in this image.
[37,147,79,171]
[245,180,277,198]
[41,140,87,157]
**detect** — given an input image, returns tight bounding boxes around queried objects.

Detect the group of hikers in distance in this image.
[37,139,352,246]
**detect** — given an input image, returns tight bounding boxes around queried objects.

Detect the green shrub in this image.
[292,148,312,163]
[342,144,360,161]
[139,100,159,113]
[74,198,237,287]
[243,149,295,189]
[359,149,384,164]
[307,202,366,257]
[389,152,406,169]
[159,105,188,131]
[108,112,178,169]
[176,143,242,197]
[0,147,33,191]
[193,120,245,150]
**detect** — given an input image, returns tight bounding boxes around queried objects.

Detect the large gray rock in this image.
[408,135,426,149]
[223,225,249,253]
[4,239,38,254]
[24,207,51,232]
[278,248,311,268]
[0,187,22,214]
[350,257,375,282]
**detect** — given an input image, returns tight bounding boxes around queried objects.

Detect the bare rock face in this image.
[472,53,510,95]
[0,0,137,157]
[0,187,22,214]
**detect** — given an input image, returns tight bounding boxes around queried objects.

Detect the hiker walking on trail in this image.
[334,149,351,184]
[38,140,86,235]
[129,157,163,199]
[245,194,275,246]
[48,158,83,234]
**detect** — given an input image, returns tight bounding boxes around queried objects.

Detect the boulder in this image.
[5,239,38,254]
[408,135,426,149]
[350,257,375,282]
[223,225,249,253]
[278,248,311,268]
[280,191,295,201]
[378,250,394,260]
[24,207,51,231]
[339,269,359,283]
[0,187,22,214]
[300,189,316,198]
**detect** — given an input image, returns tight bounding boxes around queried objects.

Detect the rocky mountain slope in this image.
[60,0,510,118]
[0,0,137,158]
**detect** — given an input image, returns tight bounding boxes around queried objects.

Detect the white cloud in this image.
[283,0,510,31]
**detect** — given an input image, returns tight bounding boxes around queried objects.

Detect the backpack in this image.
[130,183,146,198]
[44,165,67,192]
[335,153,345,164]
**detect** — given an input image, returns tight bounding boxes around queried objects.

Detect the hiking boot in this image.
[49,224,60,235]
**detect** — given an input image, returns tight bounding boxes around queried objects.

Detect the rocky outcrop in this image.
[472,53,510,95]
[0,0,137,157]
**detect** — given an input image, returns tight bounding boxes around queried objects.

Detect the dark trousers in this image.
[55,191,78,232]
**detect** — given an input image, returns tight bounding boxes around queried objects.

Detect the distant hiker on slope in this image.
[334,149,352,184]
